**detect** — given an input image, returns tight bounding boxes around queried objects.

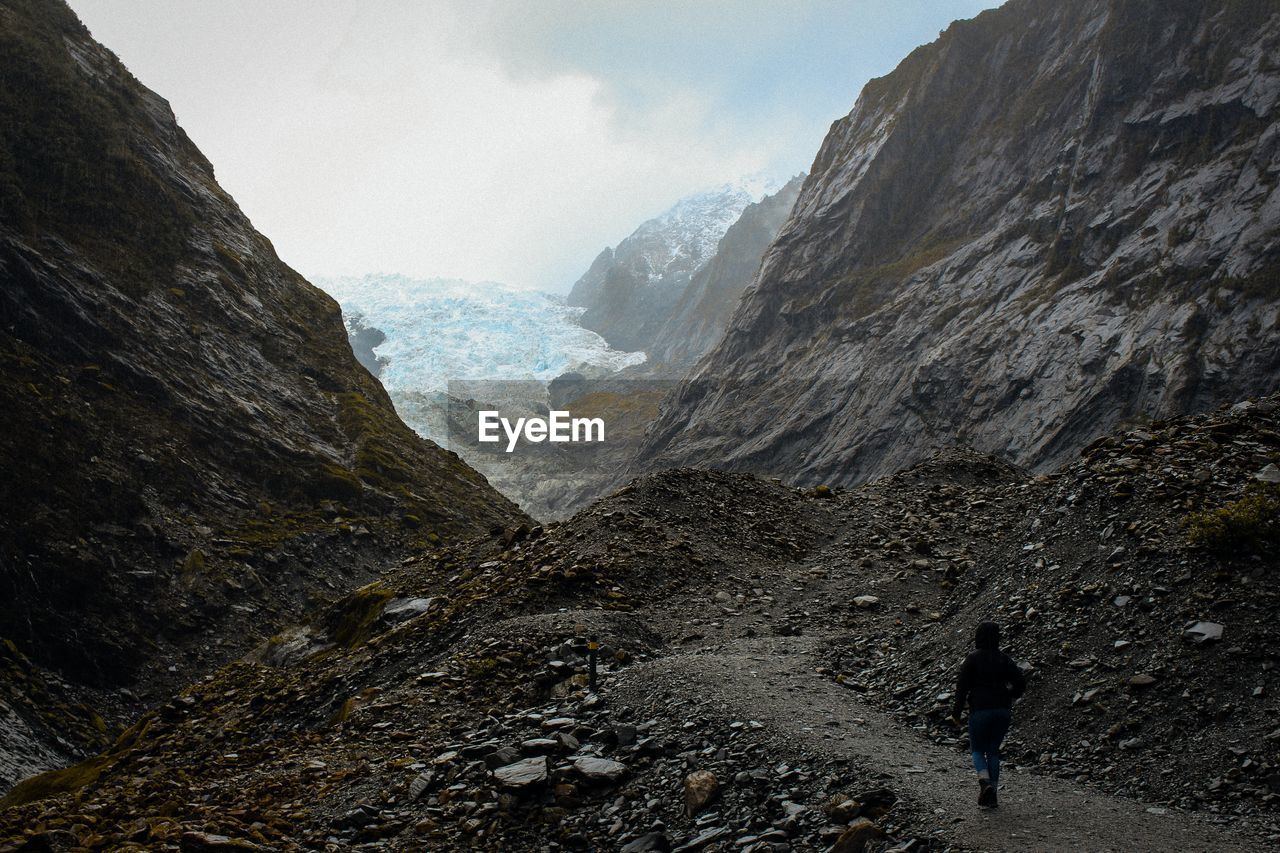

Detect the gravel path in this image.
[613,634,1265,852]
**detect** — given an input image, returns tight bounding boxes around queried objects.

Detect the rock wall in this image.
[0,0,524,787]
[637,0,1280,485]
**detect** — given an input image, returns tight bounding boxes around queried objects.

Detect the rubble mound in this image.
[834,396,1280,822]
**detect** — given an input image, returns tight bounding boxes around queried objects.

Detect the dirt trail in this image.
[611,634,1264,852]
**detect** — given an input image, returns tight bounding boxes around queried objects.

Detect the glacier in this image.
[314,274,646,443]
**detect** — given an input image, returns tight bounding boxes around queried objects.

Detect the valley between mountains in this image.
[2,0,1279,851]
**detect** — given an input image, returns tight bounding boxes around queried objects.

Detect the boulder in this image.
[830,818,887,853]
[408,770,435,800]
[520,737,559,755]
[672,827,728,852]
[684,769,719,816]
[573,756,628,784]
[621,831,672,852]
[180,832,260,852]
[382,597,437,623]
[1183,621,1224,644]
[485,746,521,768]
[492,756,548,789]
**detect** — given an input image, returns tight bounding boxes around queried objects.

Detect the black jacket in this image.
[953,649,1026,717]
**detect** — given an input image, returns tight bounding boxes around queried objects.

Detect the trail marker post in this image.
[588,635,599,693]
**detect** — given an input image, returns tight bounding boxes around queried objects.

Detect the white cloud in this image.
[67,0,998,291]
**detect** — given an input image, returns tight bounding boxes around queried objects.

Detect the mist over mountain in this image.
[314,178,803,518]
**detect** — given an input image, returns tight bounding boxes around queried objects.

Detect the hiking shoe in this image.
[989,785,999,808]
[978,779,996,807]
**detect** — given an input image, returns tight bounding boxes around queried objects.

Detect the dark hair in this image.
[975,621,1000,650]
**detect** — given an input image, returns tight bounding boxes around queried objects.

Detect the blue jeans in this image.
[968,708,1011,786]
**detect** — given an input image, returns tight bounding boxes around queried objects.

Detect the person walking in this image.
[950,621,1026,807]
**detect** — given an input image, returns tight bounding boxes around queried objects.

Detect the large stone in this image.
[408,770,435,801]
[672,827,728,852]
[554,731,581,751]
[1183,621,1224,644]
[381,597,437,623]
[541,716,577,730]
[573,756,628,784]
[520,738,559,755]
[830,818,887,853]
[485,746,521,768]
[180,832,260,852]
[621,832,672,853]
[851,787,897,819]
[492,756,548,789]
[683,769,719,816]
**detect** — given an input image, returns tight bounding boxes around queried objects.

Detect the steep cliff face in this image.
[566,180,770,353]
[644,177,804,374]
[637,0,1280,484]
[0,0,523,787]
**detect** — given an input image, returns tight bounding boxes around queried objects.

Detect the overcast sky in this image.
[68,0,1000,292]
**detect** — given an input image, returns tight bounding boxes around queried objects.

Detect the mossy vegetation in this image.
[181,548,206,574]
[1185,484,1280,555]
[464,656,500,680]
[211,239,246,277]
[831,235,969,318]
[223,510,337,550]
[0,753,112,808]
[0,638,113,768]
[322,582,394,648]
[335,391,415,488]
[0,713,154,808]
[314,463,364,502]
[1217,266,1280,301]
[328,695,357,726]
[328,389,494,529]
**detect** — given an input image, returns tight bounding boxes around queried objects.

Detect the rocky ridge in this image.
[636,0,1280,485]
[0,0,523,791]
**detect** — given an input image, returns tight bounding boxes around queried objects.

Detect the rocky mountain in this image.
[642,176,805,375]
[0,0,523,790]
[567,178,775,354]
[4,392,1276,850]
[637,0,1280,485]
